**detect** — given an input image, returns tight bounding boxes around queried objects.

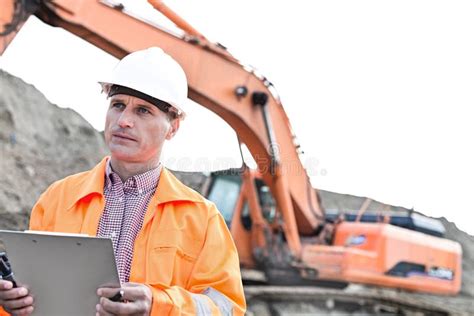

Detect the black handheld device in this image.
[0,252,17,288]
[109,289,124,302]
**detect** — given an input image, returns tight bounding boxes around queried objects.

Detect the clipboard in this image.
[0,230,121,316]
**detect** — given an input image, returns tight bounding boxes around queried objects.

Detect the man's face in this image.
[104,94,179,164]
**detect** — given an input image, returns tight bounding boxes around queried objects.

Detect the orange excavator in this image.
[0,0,462,296]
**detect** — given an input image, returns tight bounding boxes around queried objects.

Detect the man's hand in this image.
[96,282,152,316]
[0,280,34,316]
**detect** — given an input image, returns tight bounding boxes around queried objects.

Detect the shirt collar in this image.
[66,157,204,211]
[105,159,162,195]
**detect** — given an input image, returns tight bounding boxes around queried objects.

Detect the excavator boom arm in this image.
[0,0,324,255]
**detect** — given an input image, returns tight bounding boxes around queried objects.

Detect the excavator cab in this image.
[206,169,277,229]
[206,170,242,227]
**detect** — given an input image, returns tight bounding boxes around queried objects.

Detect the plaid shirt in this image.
[97,160,161,283]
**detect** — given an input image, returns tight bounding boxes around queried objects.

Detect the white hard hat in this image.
[99,47,188,119]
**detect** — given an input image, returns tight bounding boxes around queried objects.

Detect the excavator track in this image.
[244,285,473,316]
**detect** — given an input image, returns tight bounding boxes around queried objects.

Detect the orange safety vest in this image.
[1,157,245,315]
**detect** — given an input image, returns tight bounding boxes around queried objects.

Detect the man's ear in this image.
[166,118,180,140]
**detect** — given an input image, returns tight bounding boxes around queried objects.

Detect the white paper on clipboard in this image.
[0,230,121,316]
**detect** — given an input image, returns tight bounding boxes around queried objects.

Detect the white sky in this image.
[0,0,473,235]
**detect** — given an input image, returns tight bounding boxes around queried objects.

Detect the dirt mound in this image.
[0,69,108,230]
[319,189,413,213]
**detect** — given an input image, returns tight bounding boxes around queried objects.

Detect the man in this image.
[0,47,246,315]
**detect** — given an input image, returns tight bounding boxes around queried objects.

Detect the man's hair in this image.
[108,84,179,120]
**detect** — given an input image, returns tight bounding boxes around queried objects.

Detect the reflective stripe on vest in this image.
[191,287,233,315]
